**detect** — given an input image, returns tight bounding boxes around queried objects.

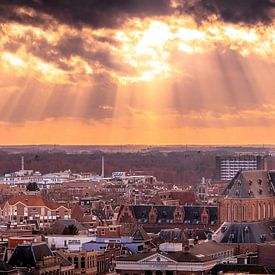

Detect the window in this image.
[252,205,255,221]
[90,256,94,268]
[227,204,231,221]
[81,257,85,269]
[234,205,238,221]
[74,257,78,269]
[263,204,266,219]
[242,206,246,221]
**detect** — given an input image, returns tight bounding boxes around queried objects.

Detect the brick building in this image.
[115,241,234,275]
[218,170,275,224]
[117,204,218,234]
[0,194,71,228]
[214,170,275,253]
[60,250,97,275]
[7,242,74,275]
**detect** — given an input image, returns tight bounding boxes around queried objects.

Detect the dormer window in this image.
[258,188,263,195]
[258,179,262,185]
[248,180,252,186]
[235,190,240,197]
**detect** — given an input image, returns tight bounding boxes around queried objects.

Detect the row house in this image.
[117,204,218,234]
[0,195,71,229]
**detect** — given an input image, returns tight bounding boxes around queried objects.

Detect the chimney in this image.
[101,156,105,178]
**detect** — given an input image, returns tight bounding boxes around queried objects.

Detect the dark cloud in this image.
[0,0,172,28]
[0,0,273,28]
[3,29,132,77]
[176,0,274,25]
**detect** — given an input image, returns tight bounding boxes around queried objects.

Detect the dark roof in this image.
[159,228,186,242]
[223,170,275,199]
[131,205,218,224]
[32,243,53,262]
[214,221,275,244]
[210,264,270,274]
[0,261,16,272]
[132,226,151,242]
[8,242,53,267]
[116,250,212,263]
[51,218,87,234]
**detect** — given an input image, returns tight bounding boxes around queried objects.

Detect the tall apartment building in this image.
[216,155,264,181]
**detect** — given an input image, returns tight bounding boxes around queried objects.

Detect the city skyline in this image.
[0,1,274,145]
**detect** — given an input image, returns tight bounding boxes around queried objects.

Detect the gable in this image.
[139,253,177,264]
[14,202,27,208]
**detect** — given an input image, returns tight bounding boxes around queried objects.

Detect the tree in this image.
[62,224,79,235]
[26,182,40,192]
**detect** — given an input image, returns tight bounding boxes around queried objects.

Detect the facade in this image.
[46,235,96,251]
[0,195,71,228]
[7,242,74,275]
[150,191,197,206]
[117,204,218,234]
[215,170,275,252]
[60,250,97,275]
[218,170,275,224]
[115,241,234,275]
[216,155,264,181]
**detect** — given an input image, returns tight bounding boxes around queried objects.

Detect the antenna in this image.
[21,156,24,171]
[101,155,104,178]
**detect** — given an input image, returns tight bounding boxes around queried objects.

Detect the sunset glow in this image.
[0,1,274,145]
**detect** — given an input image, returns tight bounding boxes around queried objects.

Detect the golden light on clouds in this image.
[0,2,274,145]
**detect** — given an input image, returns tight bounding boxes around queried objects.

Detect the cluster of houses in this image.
[0,158,274,274]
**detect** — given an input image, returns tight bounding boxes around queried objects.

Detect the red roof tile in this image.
[6,195,67,210]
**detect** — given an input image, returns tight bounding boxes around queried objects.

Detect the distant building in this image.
[59,250,97,275]
[117,204,218,235]
[0,194,71,229]
[215,170,275,253]
[115,241,234,275]
[150,190,197,206]
[6,242,74,274]
[216,155,264,181]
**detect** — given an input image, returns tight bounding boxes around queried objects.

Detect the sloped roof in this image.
[131,205,218,223]
[71,203,85,221]
[51,218,87,234]
[223,170,275,199]
[214,221,275,244]
[132,226,151,242]
[159,228,186,242]
[6,194,67,210]
[54,251,74,267]
[169,191,197,204]
[190,241,232,255]
[8,242,53,267]
[116,250,212,263]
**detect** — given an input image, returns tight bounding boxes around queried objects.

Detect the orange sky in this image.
[0,2,274,145]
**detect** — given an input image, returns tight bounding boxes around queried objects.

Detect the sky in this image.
[0,0,274,145]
